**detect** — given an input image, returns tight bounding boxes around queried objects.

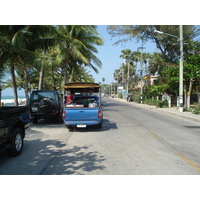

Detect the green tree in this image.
[25,25,58,90]
[107,25,198,63]
[55,25,104,87]
[148,52,163,75]
[119,49,136,90]
[184,54,200,107]
[0,25,28,105]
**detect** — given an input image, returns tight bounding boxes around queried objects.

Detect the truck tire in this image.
[8,128,24,157]
[95,120,103,129]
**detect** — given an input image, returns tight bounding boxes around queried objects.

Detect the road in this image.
[1,97,200,175]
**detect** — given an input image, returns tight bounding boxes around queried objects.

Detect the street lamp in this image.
[154,26,184,112]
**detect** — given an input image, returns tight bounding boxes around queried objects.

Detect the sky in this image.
[90,25,157,84]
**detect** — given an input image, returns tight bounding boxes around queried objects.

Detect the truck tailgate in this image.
[64,108,99,121]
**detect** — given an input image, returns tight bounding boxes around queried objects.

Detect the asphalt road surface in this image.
[1,97,200,175]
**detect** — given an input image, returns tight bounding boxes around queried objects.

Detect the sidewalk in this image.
[111,97,200,123]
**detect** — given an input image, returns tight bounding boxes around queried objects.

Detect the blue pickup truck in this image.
[0,106,30,156]
[62,82,104,129]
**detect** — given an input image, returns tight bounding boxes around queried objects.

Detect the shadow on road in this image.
[0,138,106,175]
[68,118,118,133]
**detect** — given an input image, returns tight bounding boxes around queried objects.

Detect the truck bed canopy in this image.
[64,82,100,93]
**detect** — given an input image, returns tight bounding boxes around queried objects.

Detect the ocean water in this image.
[1,96,26,106]
[2,95,26,99]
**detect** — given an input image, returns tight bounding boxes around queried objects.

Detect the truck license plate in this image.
[77,124,86,128]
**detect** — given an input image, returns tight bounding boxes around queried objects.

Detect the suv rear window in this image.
[32,92,55,103]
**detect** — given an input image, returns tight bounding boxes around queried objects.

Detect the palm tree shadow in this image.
[0,138,106,175]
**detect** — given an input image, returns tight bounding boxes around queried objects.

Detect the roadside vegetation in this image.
[107,25,200,112]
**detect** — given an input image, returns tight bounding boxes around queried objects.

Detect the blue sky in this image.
[90,25,157,84]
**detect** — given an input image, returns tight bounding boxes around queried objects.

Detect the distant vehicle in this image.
[0,106,30,156]
[29,90,63,124]
[62,82,105,129]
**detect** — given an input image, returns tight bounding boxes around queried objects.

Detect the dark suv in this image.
[29,90,63,124]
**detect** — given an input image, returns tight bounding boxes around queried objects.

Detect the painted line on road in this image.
[177,153,200,173]
[133,120,142,126]
[146,129,160,139]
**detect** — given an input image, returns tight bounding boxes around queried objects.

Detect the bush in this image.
[118,93,123,99]
[132,89,141,103]
[144,98,168,108]
[192,106,200,115]
[157,99,168,108]
[144,99,158,106]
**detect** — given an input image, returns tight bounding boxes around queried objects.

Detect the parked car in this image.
[0,106,30,156]
[62,82,105,129]
[29,90,63,124]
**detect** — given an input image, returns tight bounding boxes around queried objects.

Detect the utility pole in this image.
[125,56,130,94]
[127,61,129,94]
[179,25,184,112]
[138,46,145,104]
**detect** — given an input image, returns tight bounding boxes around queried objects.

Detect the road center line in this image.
[133,120,142,125]
[146,129,160,139]
[177,153,200,173]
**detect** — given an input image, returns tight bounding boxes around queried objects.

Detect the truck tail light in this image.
[62,110,66,118]
[98,110,102,118]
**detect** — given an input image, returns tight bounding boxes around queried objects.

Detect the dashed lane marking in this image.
[177,153,200,173]
[146,129,160,139]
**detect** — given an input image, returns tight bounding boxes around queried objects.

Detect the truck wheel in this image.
[66,125,72,129]
[8,128,24,157]
[96,120,103,129]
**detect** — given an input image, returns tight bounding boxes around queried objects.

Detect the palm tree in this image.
[0,25,28,105]
[130,51,141,87]
[25,25,58,90]
[55,25,104,86]
[148,52,163,75]
[120,49,136,90]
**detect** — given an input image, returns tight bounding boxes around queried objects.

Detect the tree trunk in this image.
[24,68,29,105]
[187,78,194,108]
[64,57,69,85]
[69,66,75,82]
[38,65,44,90]
[51,66,56,90]
[11,62,18,106]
